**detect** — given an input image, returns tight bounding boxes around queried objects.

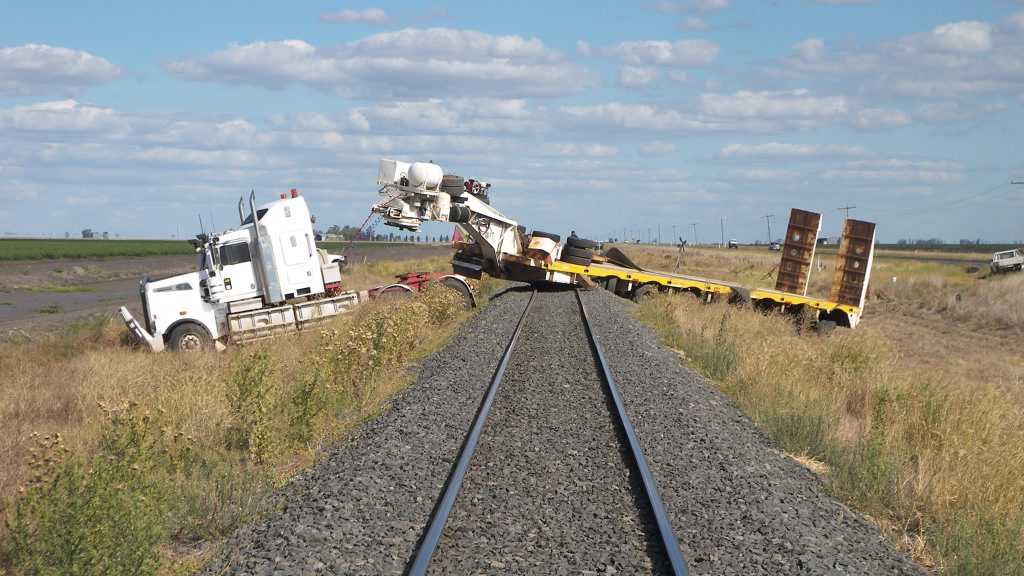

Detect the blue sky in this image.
[1,0,1023,243]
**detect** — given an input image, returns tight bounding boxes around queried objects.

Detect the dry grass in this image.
[627,243,1024,574]
[0,281,476,575]
[339,255,454,291]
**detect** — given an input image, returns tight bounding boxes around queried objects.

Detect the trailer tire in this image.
[531,230,560,242]
[439,276,476,308]
[605,277,618,293]
[632,283,658,302]
[566,236,598,250]
[378,284,414,300]
[560,254,592,266]
[728,286,751,307]
[816,319,837,335]
[167,323,211,352]
[562,246,593,259]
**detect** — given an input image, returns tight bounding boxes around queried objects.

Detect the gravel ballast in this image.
[426,288,668,574]
[202,286,925,576]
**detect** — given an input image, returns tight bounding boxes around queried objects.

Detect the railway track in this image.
[404,288,689,575]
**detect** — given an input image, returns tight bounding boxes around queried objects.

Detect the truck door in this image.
[218,241,261,301]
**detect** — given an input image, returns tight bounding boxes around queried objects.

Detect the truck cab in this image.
[123,190,339,351]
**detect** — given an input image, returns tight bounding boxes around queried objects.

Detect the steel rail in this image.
[404,289,537,576]
[575,289,690,576]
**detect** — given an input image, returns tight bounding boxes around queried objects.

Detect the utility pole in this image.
[838,205,856,220]
[658,223,661,245]
[720,216,726,248]
[690,222,699,245]
[648,227,652,244]
[672,224,677,244]
[763,214,774,244]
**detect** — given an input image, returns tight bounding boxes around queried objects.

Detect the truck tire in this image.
[561,246,593,260]
[167,323,211,352]
[566,236,598,250]
[560,254,591,266]
[728,286,751,307]
[531,230,560,242]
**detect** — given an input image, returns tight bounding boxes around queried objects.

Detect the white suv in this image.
[990,249,1024,273]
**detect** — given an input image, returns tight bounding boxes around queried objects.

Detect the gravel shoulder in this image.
[579,288,925,575]
[201,288,532,575]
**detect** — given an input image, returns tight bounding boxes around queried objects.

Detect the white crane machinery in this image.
[373,159,577,286]
[372,158,878,330]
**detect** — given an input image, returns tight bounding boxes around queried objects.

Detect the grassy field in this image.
[0,239,193,261]
[0,259,496,575]
[624,244,1024,574]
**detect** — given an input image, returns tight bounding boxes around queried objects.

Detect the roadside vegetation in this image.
[0,279,486,575]
[628,244,1024,574]
[0,239,194,261]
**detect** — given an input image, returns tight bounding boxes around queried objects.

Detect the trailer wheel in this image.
[728,286,751,307]
[531,230,561,242]
[439,276,476,308]
[168,323,211,352]
[632,283,658,302]
[378,284,413,300]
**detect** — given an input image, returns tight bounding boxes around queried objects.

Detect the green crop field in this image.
[0,239,193,261]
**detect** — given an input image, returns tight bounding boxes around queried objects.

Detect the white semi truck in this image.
[120,189,473,352]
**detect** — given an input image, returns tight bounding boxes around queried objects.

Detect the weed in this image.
[35,304,61,314]
[636,294,1024,574]
[225,351,274,464]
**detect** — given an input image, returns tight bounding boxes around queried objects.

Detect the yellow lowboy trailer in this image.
[536,259,865,329]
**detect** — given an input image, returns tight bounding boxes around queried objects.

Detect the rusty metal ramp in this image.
[775,208,822,295]
[830,219,876,309]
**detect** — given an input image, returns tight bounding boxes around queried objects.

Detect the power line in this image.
[838,205,856,220]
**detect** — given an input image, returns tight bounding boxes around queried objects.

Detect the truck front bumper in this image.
[118,306,165,352]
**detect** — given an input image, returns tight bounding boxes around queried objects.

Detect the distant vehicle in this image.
[990,248,1024,273]
[728,239,739,249]
[769,241,782,251]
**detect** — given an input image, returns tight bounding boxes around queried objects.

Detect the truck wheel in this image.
[168,323,211,352]
[728,286,751,307]
[531,230,560,242]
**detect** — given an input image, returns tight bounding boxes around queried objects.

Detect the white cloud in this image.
[680,17,708,31]
[320,8,389,24]
[793,38,824,62]
[772,14,1024,105]
[561,102,714,131]
[167,28,592,97]
[619,66,659,87]
[576,40,592,56]
[606,39,719,67]
[0,100,126,133]
[734,168,799,181]
[693,0,728,11]
[853,107,911,129]
[928,21,992,53]
[701,89,848,118]
[641,141,676,155]
[718,142,866,158]
[544,143,618,157]
[0,44,120,96]
[824,159,963,184]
